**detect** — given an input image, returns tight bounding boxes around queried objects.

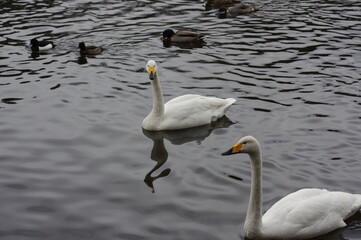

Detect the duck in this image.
[78,42,103,55]
[142,60,236,131]
[204,0,238,10]
[222,136,361,239]
[218,4,258,18]
[161,29,204,43]
[206,0,237,4]
[29,38,54,51]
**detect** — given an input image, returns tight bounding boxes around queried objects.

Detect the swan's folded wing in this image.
[165,94,202,105]
[161,95,235,130]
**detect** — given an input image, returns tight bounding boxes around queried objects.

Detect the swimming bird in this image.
[206,0,237,4]
[218,4,258,18]
[204,0,238,10]
[161,29,204,43]
[29,38,54,51]
[78,42,103,55]
[142,60,236,131]
[222,136,361,239]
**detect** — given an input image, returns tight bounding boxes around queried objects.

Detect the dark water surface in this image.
[1,0,361,239]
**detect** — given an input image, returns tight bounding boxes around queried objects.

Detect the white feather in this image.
[38,43,53,51]
[262,188,361,239]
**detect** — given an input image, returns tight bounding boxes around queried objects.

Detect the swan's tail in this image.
[357,194,361,208]
[226,98,236,106]
[211,97,236,122]
[218,98,236,119]
[224,98,236,112]
[349,194,361,218]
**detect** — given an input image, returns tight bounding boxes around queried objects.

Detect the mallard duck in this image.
[218,4,258,17]
[161,29,204,43]
[78,42,103,55]
[29,38,54,51]
[222,136,361,239]
[142,60,236,131]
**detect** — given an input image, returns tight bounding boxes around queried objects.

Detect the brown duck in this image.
[218,4,258,17]
[204,0,239,10]
[78,42,103,55]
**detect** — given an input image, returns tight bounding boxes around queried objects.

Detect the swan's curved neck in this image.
[244,150,263,238]
[150,73,164,117]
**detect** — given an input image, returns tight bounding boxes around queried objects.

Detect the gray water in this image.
[1,0,361,239]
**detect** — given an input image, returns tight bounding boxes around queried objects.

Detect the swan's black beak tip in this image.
[149,73,154,80]
[221,148,234,156]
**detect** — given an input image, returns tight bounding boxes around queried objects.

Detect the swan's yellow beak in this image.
[148,66,155,80]
[222,143,243,155]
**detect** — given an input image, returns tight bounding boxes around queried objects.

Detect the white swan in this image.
[222,136,361,240]
[142,60,236,131]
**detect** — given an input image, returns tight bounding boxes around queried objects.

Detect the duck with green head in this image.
[161,29,204,43]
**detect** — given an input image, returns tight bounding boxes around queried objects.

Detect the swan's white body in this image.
[151,94,235,130]
[262,188,361,239]
[222,136,361,239]
[142,60,236,131]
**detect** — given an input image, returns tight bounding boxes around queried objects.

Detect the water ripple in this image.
[0,0,360,239]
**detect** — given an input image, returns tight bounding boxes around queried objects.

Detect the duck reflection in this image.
[142,116,234,192]
[29,51,51,60]
[30,51,40,59]
[162,39,205,49]
[77,56,88,65]
[76,54,103,65]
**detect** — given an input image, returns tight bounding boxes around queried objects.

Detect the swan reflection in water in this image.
[142,116,234,193]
